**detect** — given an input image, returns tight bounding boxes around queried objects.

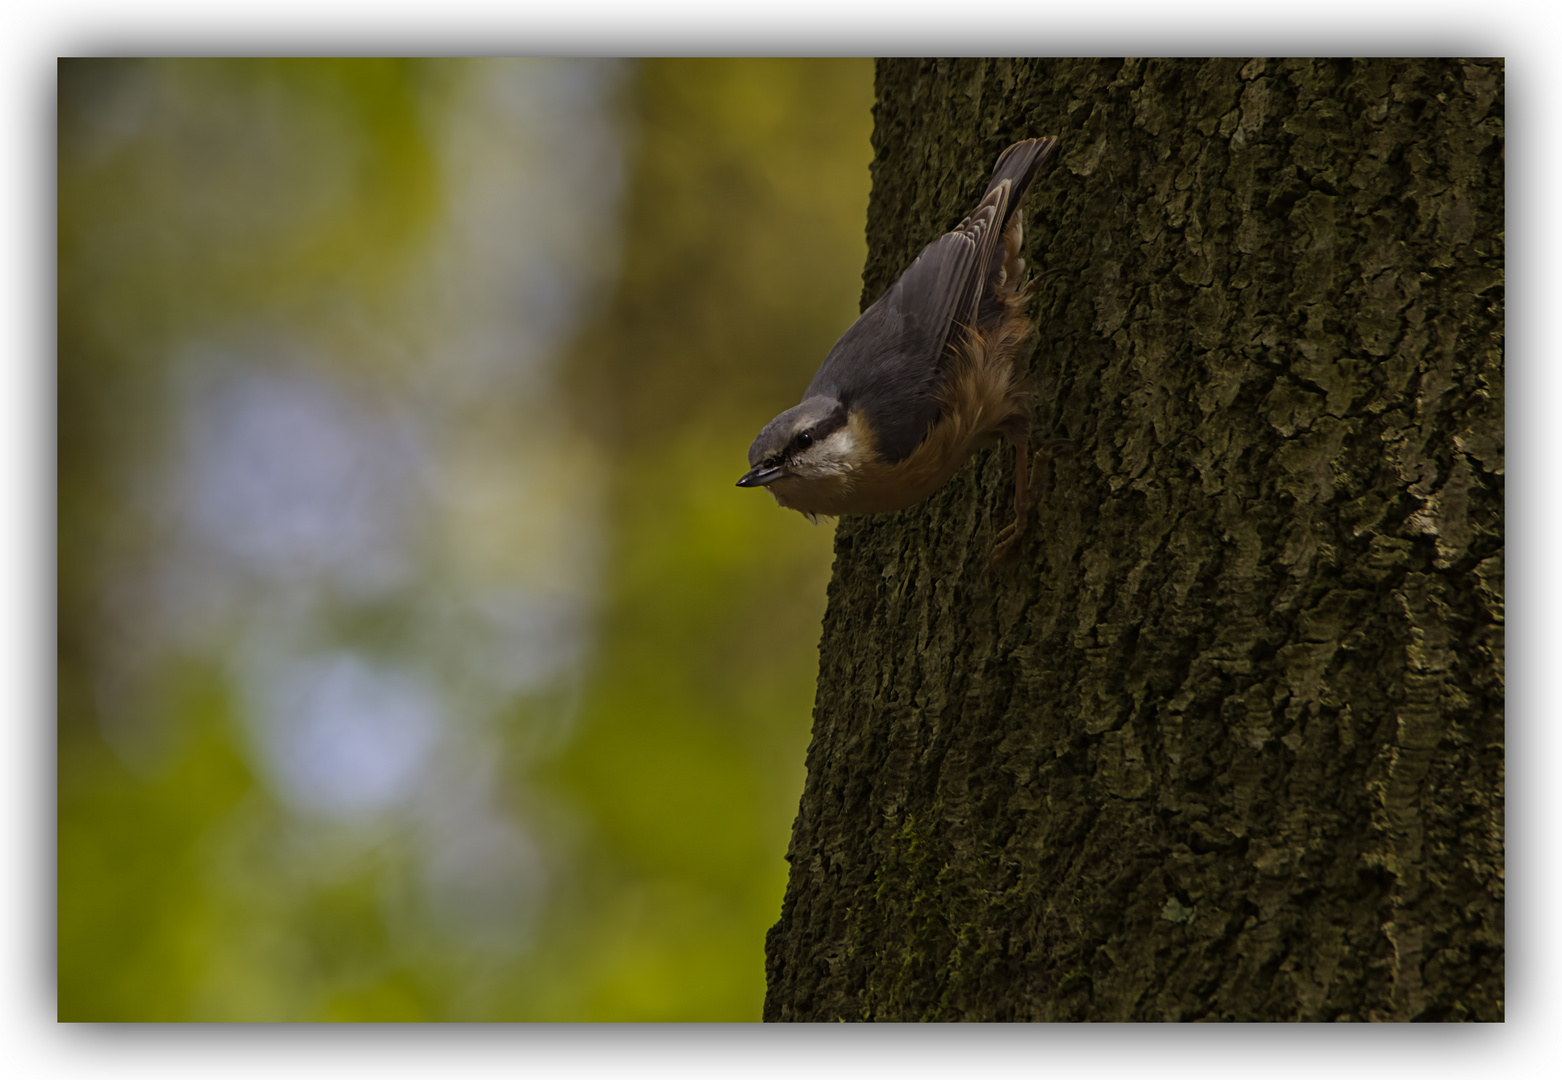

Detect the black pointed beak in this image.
[736,464,785,488]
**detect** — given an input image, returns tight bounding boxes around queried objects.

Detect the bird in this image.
[735,136,1064,566]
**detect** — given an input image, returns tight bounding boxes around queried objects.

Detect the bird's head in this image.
[736,395,871,512]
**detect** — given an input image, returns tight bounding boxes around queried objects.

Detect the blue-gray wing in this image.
[802,190,1007,462]
[804,138,1057,463]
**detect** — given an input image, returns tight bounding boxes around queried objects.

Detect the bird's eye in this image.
[794,431,814,451]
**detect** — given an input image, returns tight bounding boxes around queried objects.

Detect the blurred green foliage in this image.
[58,58,872,1020]
[538,59,874,1020]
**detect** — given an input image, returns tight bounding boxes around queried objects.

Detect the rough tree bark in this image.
[763,59,1503,1022]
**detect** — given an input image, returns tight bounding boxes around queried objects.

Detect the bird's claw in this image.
[988,436,1072,570]
[989,519,1026,568]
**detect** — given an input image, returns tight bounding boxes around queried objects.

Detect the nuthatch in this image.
[736,137,1062,564]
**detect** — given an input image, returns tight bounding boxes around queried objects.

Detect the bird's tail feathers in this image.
[983,137,1059,229]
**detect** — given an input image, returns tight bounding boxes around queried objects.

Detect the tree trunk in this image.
[763,58,1503,1023]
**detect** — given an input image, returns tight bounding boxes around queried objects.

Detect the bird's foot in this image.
[989,517,1027,568]
[987,436,1074,570]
